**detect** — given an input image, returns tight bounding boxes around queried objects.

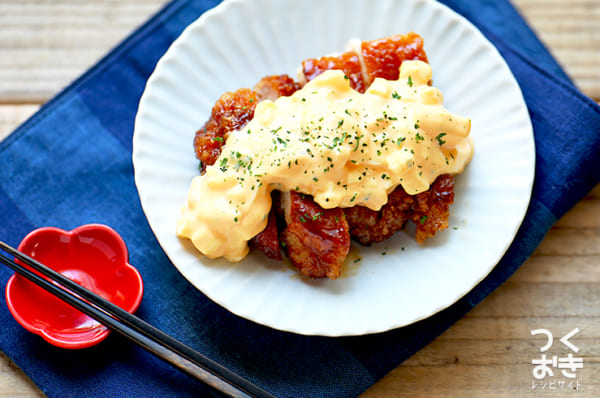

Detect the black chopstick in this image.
[0,241,275,398]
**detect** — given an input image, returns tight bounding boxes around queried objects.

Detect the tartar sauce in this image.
[177,60,473,261]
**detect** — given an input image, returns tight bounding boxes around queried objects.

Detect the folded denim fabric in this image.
[0,0,598,397]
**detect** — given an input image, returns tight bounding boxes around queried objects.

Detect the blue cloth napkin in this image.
[1,0,599,397]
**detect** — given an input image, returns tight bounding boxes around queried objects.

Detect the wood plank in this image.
[0,0,598,102]
[534,228,600,256]
[401,339,600,367]
[0,352,42,398]
[440,316,600,340]
[0,0,169,103]
[467,282,600,318]
[511,255,600,283]
[0,105,39,139]
[361,364,595,397]
[512,0,600,99]
[554,198,600,228]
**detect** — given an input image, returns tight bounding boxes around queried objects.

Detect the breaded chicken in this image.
[280,191,350,279]
[192,34,455,279]
[193,75,299,172]
[301,32,428,93]
[345,175,454,245]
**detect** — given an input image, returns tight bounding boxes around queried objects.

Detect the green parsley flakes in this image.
[435,133,447,146]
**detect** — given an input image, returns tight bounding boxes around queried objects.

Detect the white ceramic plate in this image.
[133,0,534,336]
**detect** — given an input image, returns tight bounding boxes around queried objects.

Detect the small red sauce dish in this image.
[5,224,143,349]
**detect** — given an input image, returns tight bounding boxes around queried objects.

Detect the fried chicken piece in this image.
[253,74,301,101]
[193,75,300,258]
[345,175,454,245]
[193,88,259,171]
[280,191,350,280]
[412,174,454,244]
[301,33,428,93]
[250,204,283,261]
[193,37,452,279]
[344,186,414,245]
[302,51,366,93]
[361,32,428,83]
[193,75,299,172]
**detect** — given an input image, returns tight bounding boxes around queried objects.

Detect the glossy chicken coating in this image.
[301,33,428,93]
[361,32,428,83]
[250,205,283,261]
[253,74,301,101]
[193,88,258,172]
[411,174,455,244]
[280,191,350,279]
[193,75,299,172]
[302,51,366,93]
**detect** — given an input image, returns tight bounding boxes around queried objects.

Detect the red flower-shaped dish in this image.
[5,224,144,349]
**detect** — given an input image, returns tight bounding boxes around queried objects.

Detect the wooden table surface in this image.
[1,1,598,397]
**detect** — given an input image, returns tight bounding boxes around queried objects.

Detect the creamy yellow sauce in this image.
[177,60,473,261]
